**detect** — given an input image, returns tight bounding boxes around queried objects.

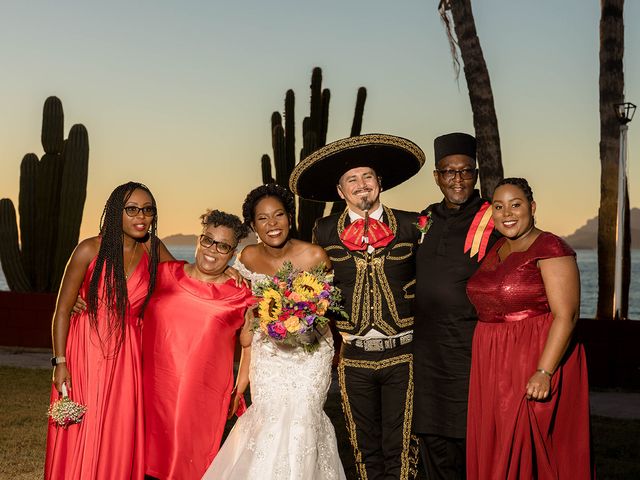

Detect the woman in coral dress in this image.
[466,178,593,479]
[143,210,253,479]
[45,182,172,479]
[202,184,346,480]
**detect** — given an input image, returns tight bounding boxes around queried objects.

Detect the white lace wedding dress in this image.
[201,260,346,480]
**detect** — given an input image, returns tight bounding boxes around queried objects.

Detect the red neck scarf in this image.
[340,213,395,251]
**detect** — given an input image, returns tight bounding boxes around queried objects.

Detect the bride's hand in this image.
[240,310,255,347]
[227,387,244,419]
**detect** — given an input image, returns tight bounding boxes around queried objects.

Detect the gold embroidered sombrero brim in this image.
[289,133,426,202]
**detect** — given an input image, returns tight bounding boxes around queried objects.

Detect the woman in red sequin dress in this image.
[466,178,593,479]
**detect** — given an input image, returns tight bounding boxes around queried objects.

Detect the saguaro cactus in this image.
[0,96,89,292]
[0,199,31,292]
[52,124,90,289]
[261,68,367,241]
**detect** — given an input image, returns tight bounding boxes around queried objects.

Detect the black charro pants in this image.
[338,342,418,480]
[417,433,465,480]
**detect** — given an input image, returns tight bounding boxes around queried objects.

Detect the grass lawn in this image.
[1,366,639,479]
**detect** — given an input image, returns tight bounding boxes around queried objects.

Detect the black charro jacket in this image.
[313,206,420,336]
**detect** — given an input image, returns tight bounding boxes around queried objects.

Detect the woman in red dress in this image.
[466,178,594,479]
[45,182,172,479]
[142,210,254,480]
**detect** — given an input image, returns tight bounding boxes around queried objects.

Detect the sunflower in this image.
[292,272,323,301]
[258,288,282,322]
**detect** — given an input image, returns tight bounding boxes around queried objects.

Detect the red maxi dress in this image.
[142,261,253,480]
[466,232,593,479]
[44,252,149,480]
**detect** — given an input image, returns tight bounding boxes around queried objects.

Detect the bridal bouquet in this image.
[252,261,347,352]
[47,383,87,428]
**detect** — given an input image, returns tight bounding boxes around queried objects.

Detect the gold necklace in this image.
[125,242,139,280]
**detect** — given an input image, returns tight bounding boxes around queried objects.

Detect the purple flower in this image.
[267,323,285,340]
[304,314,315,326]
[319,290,330,299]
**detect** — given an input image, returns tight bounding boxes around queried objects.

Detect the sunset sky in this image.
[1,1,639,240]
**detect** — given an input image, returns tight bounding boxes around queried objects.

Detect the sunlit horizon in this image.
[1,1,638,241]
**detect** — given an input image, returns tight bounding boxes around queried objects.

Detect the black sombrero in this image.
[289,133,426,202]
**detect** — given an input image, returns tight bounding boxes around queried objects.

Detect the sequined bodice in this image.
[466,232,575,323]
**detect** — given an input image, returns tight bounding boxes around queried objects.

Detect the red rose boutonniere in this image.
[415,212,433,244]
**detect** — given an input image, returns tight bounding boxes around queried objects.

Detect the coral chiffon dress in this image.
[44,252,149,480]
[143,261,253,480]
[466,232,593,479]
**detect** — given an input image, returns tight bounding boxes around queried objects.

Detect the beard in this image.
[358,197,374,212]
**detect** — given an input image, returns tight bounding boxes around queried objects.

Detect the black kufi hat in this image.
[433,132,476,165]
[290,133,425,202]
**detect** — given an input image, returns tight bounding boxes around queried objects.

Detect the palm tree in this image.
[597,0,629,319]
[438,0,503,198]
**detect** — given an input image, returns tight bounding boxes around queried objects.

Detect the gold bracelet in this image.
[536,368,553,377]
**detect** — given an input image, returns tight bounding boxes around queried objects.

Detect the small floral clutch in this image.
[47,383,87,428]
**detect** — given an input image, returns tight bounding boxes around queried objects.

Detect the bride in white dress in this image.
[202,185,346,480]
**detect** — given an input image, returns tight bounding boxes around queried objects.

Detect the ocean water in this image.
[1,248,639,319]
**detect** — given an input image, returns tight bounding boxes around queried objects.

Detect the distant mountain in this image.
[563,208,640,249]
[162,234,197,245]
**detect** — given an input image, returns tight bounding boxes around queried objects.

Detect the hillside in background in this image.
[162,234,197,245]
[563,208,640,249]
[162,209,640,251]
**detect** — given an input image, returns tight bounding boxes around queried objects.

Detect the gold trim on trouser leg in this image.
[338,360,368,480]
[340,353,416,479]
[399,358,419,479]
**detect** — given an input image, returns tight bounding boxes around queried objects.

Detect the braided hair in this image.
[494,177,534,203]
[241,184,295,227]
[200,209,250,244]
[87,182,160,351]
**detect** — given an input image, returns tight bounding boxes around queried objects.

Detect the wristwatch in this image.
[51,356,66,366]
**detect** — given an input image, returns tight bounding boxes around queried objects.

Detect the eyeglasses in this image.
[123,206,157,217]
[199,234,236,254]
[435,168,477,181]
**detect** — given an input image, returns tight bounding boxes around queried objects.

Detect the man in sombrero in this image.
[290,134,425,480]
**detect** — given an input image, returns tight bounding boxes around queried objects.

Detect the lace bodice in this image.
[202,259,345,479]
[232,257,270,284]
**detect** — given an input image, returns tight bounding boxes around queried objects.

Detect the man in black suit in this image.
[290,134,425,480]
[412,132,500,480]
